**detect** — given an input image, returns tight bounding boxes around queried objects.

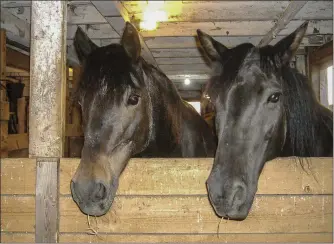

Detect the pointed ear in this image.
[73,26,98,64]
[197,29,228,62]
[274,21,308,65]
[121,22,141,62]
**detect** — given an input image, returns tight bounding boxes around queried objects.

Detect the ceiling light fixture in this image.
[184,78,191,85]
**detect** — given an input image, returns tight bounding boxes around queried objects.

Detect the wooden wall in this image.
[1,157,332,243]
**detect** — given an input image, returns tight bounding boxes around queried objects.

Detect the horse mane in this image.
[140,58,182,144]
[260,47,333,157]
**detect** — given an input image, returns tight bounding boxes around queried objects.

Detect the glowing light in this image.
[140,10,168,31]
[138,1,183,31]
[184,78,191,85]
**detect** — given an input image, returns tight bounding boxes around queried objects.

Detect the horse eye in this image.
[127,95,140,106]
[267,93,281,103]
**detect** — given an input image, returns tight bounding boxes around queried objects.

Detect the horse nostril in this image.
[92,183,107,202]
[230,181,247,209]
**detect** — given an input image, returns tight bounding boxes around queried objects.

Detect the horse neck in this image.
[145,67,183,151]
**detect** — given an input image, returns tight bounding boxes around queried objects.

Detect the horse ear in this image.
[74,26,98,64]
[121,22,141,63]
[274,21,308,65]
[197,29,228,62]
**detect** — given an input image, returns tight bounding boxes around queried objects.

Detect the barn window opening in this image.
[327,65,333,105]
[187,101,201,115]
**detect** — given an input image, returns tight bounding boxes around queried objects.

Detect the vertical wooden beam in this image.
[30,1,67,243]
[0,29,8,157]
[36,158,59,242]
[258,1,307,47]
[295,54,306,75]
[17,97,26,133]
[68,67,83,157]
[0,29,6,79]
[29,1,67,158]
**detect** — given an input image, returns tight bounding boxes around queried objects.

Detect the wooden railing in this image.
[1,157,332,243]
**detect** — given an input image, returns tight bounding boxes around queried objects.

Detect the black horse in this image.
[197,21,333,220]
[70,22,216,216]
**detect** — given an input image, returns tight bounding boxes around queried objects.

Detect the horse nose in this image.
[92,182,107,202]
[71,180,108,203]
[229,180,247,210]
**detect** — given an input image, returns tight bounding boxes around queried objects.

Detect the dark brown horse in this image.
[70,22,216,216]
[197,21,333,220]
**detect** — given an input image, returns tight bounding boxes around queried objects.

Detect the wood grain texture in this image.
[0,196,35,232]
[35,158,59,243]
[59,233,333,243]
[1,158,36,194]
[59,158,333,195]
[59,195,332,233]
[0,102,9,121]
[7,133,28,151]
[29,1,67,157]
[0,233,34,243]
[259,1,307,46]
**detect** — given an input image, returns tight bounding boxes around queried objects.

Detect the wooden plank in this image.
[0,8,30,48]
[279,20,333,36]
[123,1,291,22]
[295,1,333,20]
[151,48,202,58]
[59,195,332,233]
[68,137,84,158]
[59,157,333,195]
[259,1,307,46]
[1,1,32,8]
[7,46,30,71]
[309,40,333,65]
[0,196,35,232]
[0,102,9,121]
[0,29,6,78]
[145,36,327,49]
[59,233,333,243]
[159,64,210,73]
[296,54,306,75]
[4,4,114,24]
[66,124,83,137]
[67,24,119,39]
[0,158,36,194]
[168,74,210,80]
[35,158,59,243]
[7,133,28,151]
[29,1,67,157]
[141,21,275,37]
[68,4,107,24]
[156,57,205,65]
[0,121,8,157]
[17,97,26,133]
[0,233,34,243]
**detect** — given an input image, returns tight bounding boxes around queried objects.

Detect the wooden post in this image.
[17,97,26,133]
[29,1,67,158]
[68,66,84,157]
[0,29,8,157]
[29,1,67,242]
